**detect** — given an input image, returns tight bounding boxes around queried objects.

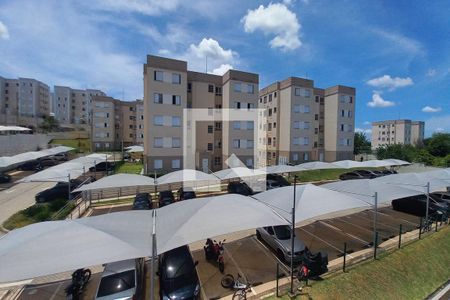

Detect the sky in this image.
[0,0,449,137]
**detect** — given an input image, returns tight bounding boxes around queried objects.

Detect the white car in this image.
[95,259,145,300]
[256,225,305,262]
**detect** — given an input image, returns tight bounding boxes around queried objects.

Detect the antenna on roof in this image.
[205,56,208,74]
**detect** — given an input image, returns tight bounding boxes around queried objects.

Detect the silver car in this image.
[256,225,305,262]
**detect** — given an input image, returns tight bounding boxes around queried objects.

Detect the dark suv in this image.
[35,179,83,203]
[159,190,175,207]
[89,162,115,172]
[158,246,200,300]
[227,181,254,196]
[133,193,152,210]
[177,187,196,201]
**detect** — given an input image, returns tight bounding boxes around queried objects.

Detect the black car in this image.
[89,162,115,172]
[35,179,82,203]
[51,153,68,161]
[381,169,398,175]
[177,187,196,201]
[18,160,41,171]
[38,157,58,167]
[158,246,200,300]
[227,181,254,196]
[267,174,291,187]
[339,171,365,180]
[392,195,448,221]
[353,170,380,179]
[133,193,152,210]
[0,173,12,183]
[159,190,175,207]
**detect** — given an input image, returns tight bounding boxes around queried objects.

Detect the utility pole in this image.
[290,176,297,294]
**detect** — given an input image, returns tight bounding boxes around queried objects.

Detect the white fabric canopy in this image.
[418,169,450,182]
[0,211,153,283]
[18,154,109,183]
[0,146,74,169]
[296,161,340,170]
[322,179,424,206]
[258,165,305,174]
[374,172,450,193]
[359,160,396,168]
[383,159,411,166]
[74,174,155,192]
[253,184,371,227]
[155,194,289,254]
[332,160,364,169]
[156,169,220,186]
[213,167,266,180]
[125,145,144,153]
[0,125,31,132]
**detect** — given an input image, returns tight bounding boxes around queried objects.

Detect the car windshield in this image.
[163,253,195,281]
[97,270,135,297]
[274,226,291,240]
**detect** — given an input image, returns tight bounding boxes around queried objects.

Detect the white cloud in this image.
[367,92,395,108]
[366,75,413,91]
[435,128,444,132]
[0,20,9,39]
[363,121,371,126]
[92,0,180,15]
[422,106,442,113]
[242,3,301,51]
[425,114,450,136]
[426,69,437,77]
[212,64,233,75]
[372,29,424,57]
[189,38,235,62]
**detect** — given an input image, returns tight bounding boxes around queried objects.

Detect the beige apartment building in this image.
[371,119,425,149]
[143,55,259,173]
[259,78,355,164]
[53,86,105,125]
[0,76,51,126]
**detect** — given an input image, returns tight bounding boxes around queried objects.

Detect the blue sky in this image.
[0,0,449,136]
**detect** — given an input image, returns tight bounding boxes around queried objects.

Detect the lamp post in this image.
[290,175,297,294]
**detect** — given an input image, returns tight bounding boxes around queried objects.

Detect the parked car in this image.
[89,162,115,172]
[339,171,365,180]
[353,170,380,178]
[177,187,196,201]
[95,258,145,300]
[392,195,448,221]
[158,246,200,300]
[18,160,41,171]
[381,169,398,175]
[38,157,58,167]
[267,174,291,187]
[431,192,450,204]
[0,173,12,183]
[227,181,254,196]
[35,179,83,203]
[159,190,175,207]
[133,193,152,210]
[256,225,305,262]
[51,153,69,161]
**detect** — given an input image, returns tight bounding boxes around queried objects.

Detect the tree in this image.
[354,132,371,155]
[376,144,417,162]
[39,115,59,132]
[424,133,450,157]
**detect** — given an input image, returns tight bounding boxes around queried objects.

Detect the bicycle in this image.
[221,273,259,300]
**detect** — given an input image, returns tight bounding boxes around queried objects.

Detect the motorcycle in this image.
[65,268,91,300]
[204,238,225,273]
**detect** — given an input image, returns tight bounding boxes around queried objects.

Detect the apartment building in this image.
[0,76,51,126]
[143,55,259,173]
[135,100,145,145]
[259,78,355,164]
[53,86,105,125]
[371,119,425,149]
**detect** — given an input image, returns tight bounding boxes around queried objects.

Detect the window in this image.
[214,157,221,166]
[295,88,301,96]
[274,92,277,98]
[268,137,272,145]
[293,137,300,145]
[233,121,241,130]
[273,107,277,113]
[233,139,240,148]
[172,73,181,84]
[246,84,254,94]
[208,84,214,93]
[247,103,254,109]
[293,105,301,113]
[233,101,241,109]
[208,125,213,133]
[303,137,309,145]
[234,83,241,92]
[207,143,213,151]
[304,89,311,98]
[154,71,163,82]
[303,105,310,113]
[154,159,163,169]
[245,158,253,167]
[247,121,254,130]
[347,110,352,118]
[268,108,272,116]
[154,115,163,126]
[273,137,276,146]
[293,153,299,161]
[269,94,272,102]
[304,122,310,129]
[215,86,222,96]
[154,93,163,104]
[303,153,309,161]
[341,109,345,117]
[273,122,277,128]
[172,159,180,169]
[172,95,181,105]
[170,116,180,127]
[268,123,272,131]
[154,137,163,148]
[187,83,192,93]
[172,138,181,148]
[215,122,222,130]
[340,124,344,132]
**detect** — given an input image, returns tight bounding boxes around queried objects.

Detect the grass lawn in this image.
[114,161,143,174]
[290,167,382,183]
[3,199,75,230]
[275,225,450,300]
[50,138,91,153]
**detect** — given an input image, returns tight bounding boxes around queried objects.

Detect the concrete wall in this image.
[0,134,52,156]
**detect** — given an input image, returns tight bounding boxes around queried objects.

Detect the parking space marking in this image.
[224,246,246,279]
[376,210,418,226]
[299,228,354,259]
[319,221,370,245]
[357,213,399,230]
[339,217,374,234]
[252,237,289,274]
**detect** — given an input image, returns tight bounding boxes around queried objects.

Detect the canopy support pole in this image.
[425,182,430,231]
[68,174,71,200]
[290,175,297,294]
[150,209,157,300]
[373,192,378,251]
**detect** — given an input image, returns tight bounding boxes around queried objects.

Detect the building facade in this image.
[143,55,260,173]
[0,76,51,126]
[259,78,355,164]
[371,119,425,149]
